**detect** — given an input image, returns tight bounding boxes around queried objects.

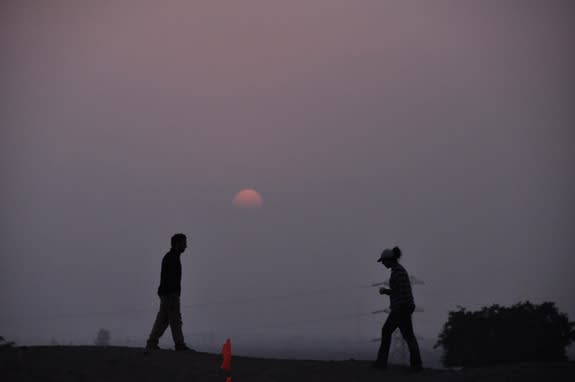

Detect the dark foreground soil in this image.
[1,346,574,382]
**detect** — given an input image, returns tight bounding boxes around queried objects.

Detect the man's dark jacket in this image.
[157,250,182,296]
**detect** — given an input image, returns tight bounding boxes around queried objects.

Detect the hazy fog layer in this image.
[1,0,574,361]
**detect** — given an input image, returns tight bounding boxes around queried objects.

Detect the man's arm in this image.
[160,257,168,282]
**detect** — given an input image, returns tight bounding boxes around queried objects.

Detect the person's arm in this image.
[160,257,169,283]
[379,287,391,295]
[381,271,397,295]
[159,256,175,292]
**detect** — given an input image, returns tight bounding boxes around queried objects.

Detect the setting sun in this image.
[232,189,264,209]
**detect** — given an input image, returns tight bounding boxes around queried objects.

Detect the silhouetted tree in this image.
[435,301,575,367]
[94,329,111,346]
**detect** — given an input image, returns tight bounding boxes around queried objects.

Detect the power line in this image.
[183,284,366,309]
[219,311,376,334]
[1,279,444,327]
[0,283,370,322]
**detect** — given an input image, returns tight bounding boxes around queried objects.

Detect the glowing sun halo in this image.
[232,189,263,209]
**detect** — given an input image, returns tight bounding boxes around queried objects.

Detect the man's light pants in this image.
[147,294,185,346]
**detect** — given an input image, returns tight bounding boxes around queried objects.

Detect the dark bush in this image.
[435,301,575,367]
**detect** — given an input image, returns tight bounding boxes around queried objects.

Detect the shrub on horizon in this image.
[434,301,575,367]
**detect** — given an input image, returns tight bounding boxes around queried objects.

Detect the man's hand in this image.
[379,287,390,295]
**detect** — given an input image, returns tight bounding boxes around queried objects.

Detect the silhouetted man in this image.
[146,233,193,351]
[373,246,422,372]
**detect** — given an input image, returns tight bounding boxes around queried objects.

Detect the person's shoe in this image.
[144,343,160,354]
[371,362,387,370]
[145,341,161,351]
[174,343,196,352]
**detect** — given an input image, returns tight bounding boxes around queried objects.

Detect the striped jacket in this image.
[389,263,415,310]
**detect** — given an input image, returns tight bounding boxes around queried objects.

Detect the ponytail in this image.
[392,246,402,260]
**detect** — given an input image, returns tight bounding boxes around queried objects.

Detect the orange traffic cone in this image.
[220,338,232,372]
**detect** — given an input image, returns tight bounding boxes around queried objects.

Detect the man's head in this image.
[171,233,188,254]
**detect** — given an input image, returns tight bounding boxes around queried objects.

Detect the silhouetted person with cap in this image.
[373,246,422,372]
[146,233,193,352]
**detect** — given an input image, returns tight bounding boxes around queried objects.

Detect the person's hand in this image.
[379,287,390,295]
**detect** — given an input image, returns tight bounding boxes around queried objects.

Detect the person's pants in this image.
[147,294,185,346]
[376,305,422,368]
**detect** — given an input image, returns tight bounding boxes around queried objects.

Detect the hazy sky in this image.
[1,0,574,359]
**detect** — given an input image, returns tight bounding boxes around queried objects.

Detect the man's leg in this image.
[398,308,423,370]
[375,311,400,367]
[147,296,169,348]
[165,294,186,347]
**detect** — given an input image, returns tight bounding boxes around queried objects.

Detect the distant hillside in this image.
[1,346,574,382]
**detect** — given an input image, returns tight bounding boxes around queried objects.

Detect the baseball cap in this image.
[377,248,395,262]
